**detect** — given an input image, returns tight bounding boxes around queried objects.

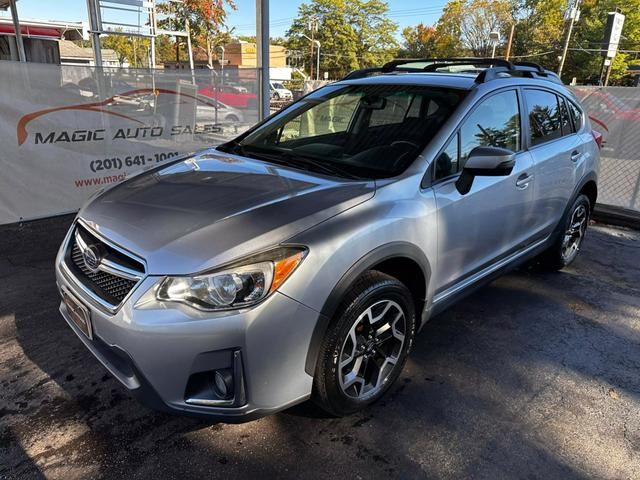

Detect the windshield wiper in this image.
[281,152,363,180]
[222,142,363,180]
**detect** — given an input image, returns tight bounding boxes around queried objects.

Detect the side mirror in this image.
[455,146,516,195]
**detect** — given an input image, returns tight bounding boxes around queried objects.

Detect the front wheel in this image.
[538,194,591,271]
[312,271,416,416]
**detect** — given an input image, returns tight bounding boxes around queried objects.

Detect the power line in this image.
[230,4,448,30]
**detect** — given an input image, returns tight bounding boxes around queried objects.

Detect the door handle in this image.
[570,150,582,162]
[516,173,533,190]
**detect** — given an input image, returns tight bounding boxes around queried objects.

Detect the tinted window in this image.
[459,90,521,168]
[435,132,459,179]
[369,91,413,126]
[558,96,574,135]
[568,101,583,131]
[230,85,466,180]
[525,89,561,146]
[279,91,361,141]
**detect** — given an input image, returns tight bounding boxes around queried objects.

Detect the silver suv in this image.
[55,59,600,422]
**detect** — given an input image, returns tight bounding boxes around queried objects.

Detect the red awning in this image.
[0,24,62,38]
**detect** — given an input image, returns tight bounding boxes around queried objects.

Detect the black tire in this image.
[537,194,591,271]
[312,271,416,416]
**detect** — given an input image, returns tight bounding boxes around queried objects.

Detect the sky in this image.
[1,0,446,38]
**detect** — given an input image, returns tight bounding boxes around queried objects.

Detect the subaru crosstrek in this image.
[55,59,600,421]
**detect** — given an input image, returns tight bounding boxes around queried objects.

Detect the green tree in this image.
[102,33,151,68]
[286,0,398,79]
[403,0,640,83]
[458,0,513,56]
[511,0,565,67]
[154,35,179,64]
[433,0,465,56]
[348,0,399,68]
[563,0,640,83]
[432,0,513,57]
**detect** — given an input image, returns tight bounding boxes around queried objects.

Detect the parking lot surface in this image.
[1,216,639,479]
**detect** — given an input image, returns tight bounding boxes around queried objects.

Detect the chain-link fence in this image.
[572,87,640,214]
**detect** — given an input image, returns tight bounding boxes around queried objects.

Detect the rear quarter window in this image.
[524,89,562,146]
[568,100,584,131]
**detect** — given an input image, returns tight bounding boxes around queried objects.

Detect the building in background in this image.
[0,16,86,63]
[59,39,122,67]
[163,40,292,80]
[0,17,124,67]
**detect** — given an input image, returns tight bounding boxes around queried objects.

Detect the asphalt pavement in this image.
[1,216,639,479]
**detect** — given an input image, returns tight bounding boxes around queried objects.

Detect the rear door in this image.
[432,89,536,294]
[522,89,580,238]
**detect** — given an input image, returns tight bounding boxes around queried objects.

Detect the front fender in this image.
[301,241,431,375]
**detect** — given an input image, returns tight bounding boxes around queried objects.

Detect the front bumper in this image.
[55,234,323,422]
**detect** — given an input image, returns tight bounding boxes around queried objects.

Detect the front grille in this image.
[65,224,144,307]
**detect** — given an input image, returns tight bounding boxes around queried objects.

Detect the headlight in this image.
[156,247,306,311]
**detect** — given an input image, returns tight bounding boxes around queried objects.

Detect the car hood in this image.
[79,149,375,274]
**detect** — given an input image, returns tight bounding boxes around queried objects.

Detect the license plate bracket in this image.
[62,288,93,340]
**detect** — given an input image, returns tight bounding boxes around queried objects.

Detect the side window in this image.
[459,90,521,168]
[558,96,574,136]
[568,101,583,132]
[525,89,562,146]
[435,133,459,180]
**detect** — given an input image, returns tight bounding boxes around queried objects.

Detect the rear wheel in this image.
[537,194,591,271]
[312,271,415,416]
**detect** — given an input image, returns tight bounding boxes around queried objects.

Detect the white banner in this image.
[0,62,259,224]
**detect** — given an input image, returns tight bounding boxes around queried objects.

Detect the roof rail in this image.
[513,61,545,73]
[343,58,515,80]
[384,57,514,71]
[342,57,564,85]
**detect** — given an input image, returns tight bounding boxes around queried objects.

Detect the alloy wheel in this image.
[561,204,588,263]
[338,299,407,401]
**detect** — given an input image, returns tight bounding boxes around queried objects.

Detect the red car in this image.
[574,89,640,122]
[198,84,258,109]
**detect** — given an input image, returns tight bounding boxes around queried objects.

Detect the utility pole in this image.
[308,16,318,80]
[558,0,581,79]
[505,23,515,61]
[315,40,321,80]
[303,34,321,80]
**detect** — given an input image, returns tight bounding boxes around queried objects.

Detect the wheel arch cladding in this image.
[304,242,431,376]
[579,180,598,211]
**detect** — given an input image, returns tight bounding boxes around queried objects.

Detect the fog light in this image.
[214,369,233,399]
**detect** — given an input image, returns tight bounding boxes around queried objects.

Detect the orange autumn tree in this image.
[400,23,438,58]
[157,0,236,65]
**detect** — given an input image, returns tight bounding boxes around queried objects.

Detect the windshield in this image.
[220,84,466,179]
[272,82,286,90]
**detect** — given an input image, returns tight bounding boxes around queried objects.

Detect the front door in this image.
[432,89,536,296]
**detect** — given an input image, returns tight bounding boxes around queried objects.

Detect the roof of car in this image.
[340,59,566,93]
[337,71,573,98]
